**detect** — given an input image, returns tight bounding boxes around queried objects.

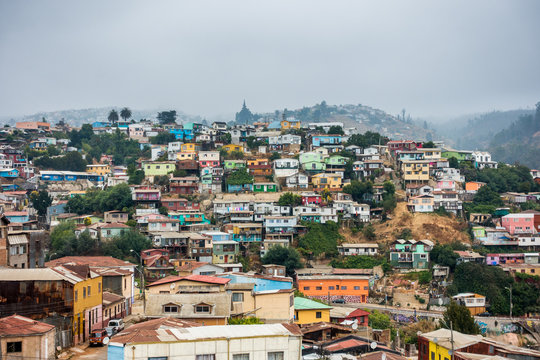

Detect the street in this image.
[70,344,108,360]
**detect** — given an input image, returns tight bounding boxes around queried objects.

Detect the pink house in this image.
[501,211,540,235]
[437,179,456,191]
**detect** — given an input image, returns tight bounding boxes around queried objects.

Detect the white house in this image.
[338,243,379,256]
[472,151,497,169]
[108,323,302,360]
[273,158,299,178]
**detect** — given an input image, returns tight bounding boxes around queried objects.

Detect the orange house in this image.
[297,275,370,303]
[465,181,486,192]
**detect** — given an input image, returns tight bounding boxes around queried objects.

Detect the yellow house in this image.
[401,160,431,183]
[222,144,244,153]
[419,328,482,360]
[294,297,331,325]
[418,148,442,160]
[142,161,176,176]
[86,164,111,176]
[180,143,201,153]
[176,152,197,161]
[229,283,294,323]
[51,266,103,344]
[281,118,301,130]
[311,173,342,191]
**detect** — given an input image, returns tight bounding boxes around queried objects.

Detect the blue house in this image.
[167,211,211,226]
[0,169,19,178]
[4,211,30,223]
[218,273,293,292]
[227,183,253,193]
[46,202,67,223]
[39,171,104,183]
[201,231,232,242]
[1,184,19,191]
[312,134,342,147]
[92,121,110,128]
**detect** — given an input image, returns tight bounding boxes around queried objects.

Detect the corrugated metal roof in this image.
[8,234,28,245]
[0,268,66,281]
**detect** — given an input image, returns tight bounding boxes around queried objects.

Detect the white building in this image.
[108,323,302,360]
[338,243,379,256]
[292,206,338,223]
[273,158,299,178]
[472,151,497,169]
[285,172,309,189]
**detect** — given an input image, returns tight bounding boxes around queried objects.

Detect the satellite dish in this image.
[382,353,387,360]
[370,342,377,350]
[352,322,358,330]
[170,283,176,289]
[103,337,110,345]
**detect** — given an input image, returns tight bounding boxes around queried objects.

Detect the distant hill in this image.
[488,103,540,169]
[257,102,433,140]
[0,107,204,127]
[434,109,534,150]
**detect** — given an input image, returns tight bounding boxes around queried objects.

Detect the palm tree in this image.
[120,107,132,122]
[108,109,119,125]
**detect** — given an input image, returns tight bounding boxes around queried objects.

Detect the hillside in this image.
[340,202,471,247]
[258,102,433,141]
[488,103,540,169]
[433,109,534,150]
[0,107,204,127]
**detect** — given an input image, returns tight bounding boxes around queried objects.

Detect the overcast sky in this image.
[1,0,539,120]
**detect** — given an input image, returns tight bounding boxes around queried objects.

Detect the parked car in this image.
[332,299,346,304]
[477,312,492,317]
[107,319,125,333]
[89,329,110,346]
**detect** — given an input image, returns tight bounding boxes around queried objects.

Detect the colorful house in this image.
[311,173,342,191]
[389,239,433,269]
[0,168,19,178]
[299,152,326,174]
[212,240,239,264]
[280,117,301,130]
[168,211,210,226]
[142,161,176,176]
[401,160,430,183]
[311,134,343,148]
[180,143,200,153]
[223,160,246,171]
[253,182,278,192]
[86,164,110,176]
[222,144,244,153]
[198,151,220,168]
[99,223,130,239]
[452,293,486,315]
[465,181,486,193]
[294,297,331,325]
[501,211,540,235]
[297,274,370,303]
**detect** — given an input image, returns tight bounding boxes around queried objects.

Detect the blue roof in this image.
[268,121,281,129]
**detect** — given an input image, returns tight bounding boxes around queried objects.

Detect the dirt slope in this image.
[341,202,471,247]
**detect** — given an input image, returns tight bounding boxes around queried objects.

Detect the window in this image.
[7,341,22,353]
[88,286,91,296]
[233,354,250,360]
[303,286,310,291]
[98,283,101,293]
[328,286,335,290]
[83,287,86,298]
[316,286,322,290]
[316,311,322,318]
[354,286,360,290]
[75,290,78,301]
[232,293,244,302]
[164,305,179,313]
[341,286,347,290]
[196,356,215,360]
[268,352,284,360]
[196,305,210,313]
[364,286,368,290]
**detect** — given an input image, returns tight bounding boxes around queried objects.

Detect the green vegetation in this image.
[346,131,389,148]
[327,125,344,135]
[150,132,176,144]
[34,151,87,171]
[30,190,52,217]
[429,243,467,271]
[261,245,303,277]
[443,301,480,334]
[277,192,302,207]
[66,183,134,214]
[343,180,373,202]
[330,255,391,273]
[228,317,263,325]
[157,110,177,124]
[49,223,97,259]
[368,310,391,329]
[297,221,341,257]
[465,185,504,214]
[226,169,253,185]
[404,271,432,285]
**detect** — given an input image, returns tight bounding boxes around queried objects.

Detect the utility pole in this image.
[450,321,455,360]
[505,285,512,319]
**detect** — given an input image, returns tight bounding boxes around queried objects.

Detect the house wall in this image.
[0,329,56,360]
[73,276,103,342]
[254,291,294,323]
[297,278,369,303]
[295,308,330,325]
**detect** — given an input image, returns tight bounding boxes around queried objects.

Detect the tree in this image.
[30,190,52,217]
[226,169,253,185]
[448,157,459,169]
[422,141,435,148]
[108,109,119,124]
[363,224,376,241]
[150,132,176,145]
[298,222,341,257]
[430,244,459,270]
[120,107,132,122]
[343,180,373,202]
[369,310,391,329]
[278,192,302,207]
[101,230,152,260]
[235,101,253,125]
[327,125,344,135]
[269,152,281,161]
[157,110,177,125]
[473,185,503,207]
[443,301,480,334]
[261,245,303,276]
[129,169,145,185]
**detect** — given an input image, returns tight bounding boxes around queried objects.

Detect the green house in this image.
[324,155,348,166]
[441,150,473,162]
[142,161,176,176]
[253,182,278,192]
[300,152,326,173]
[224,160,246,171]
[389,239,433,269]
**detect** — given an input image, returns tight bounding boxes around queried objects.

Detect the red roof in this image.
[45,256,135,268]
[147,274,230,287]
[325,338,367,352]
[347,308,370,318]
[0,315,55,336]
